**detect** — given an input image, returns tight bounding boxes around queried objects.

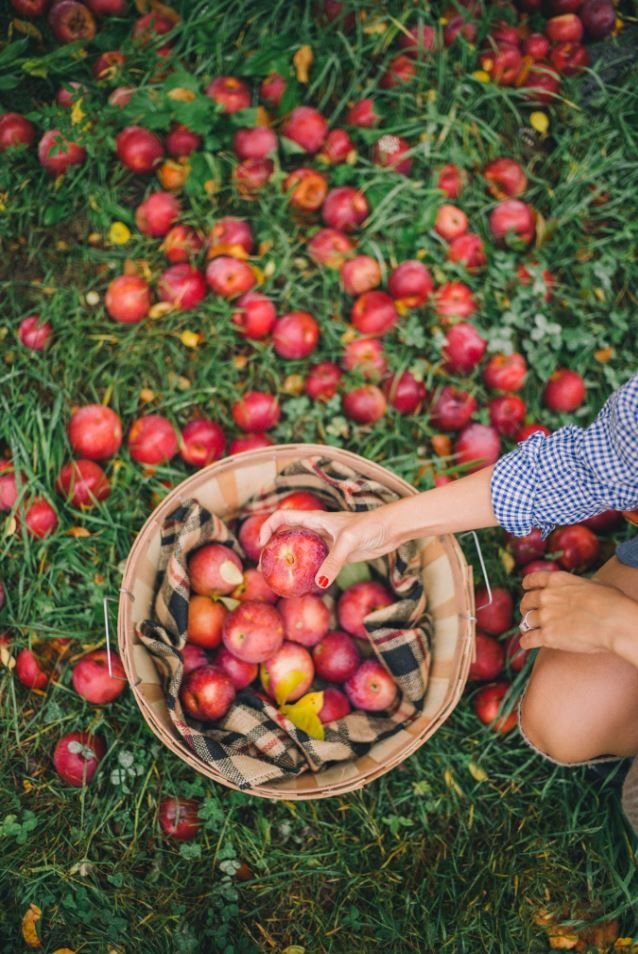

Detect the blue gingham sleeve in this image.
[490,372,638,536]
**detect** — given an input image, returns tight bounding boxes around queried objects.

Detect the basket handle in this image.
[103,591,134,678]
[459,530,493,617]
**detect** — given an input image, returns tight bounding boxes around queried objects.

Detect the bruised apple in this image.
[187,596,226,649]
[222,601,285,663]
[337,581,394,640]
[71,649,127,703]
[189,543,244,597]
[260,642,315,703]
[341,256,382,295]
[179,419,225,467]
[180,665,236,722]
[260,528,328,598]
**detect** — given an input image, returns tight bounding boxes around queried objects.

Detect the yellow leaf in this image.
[282,374,304,396]
[139,388,155,403]
[52,949,77,953]
[255,106,270,128]
[280,692,325,739]
[594,346,614,364]
[467,760,488,782]
[21,904,43,948]
[67,527,91,538]
[179,330,202,349]
[0,644,14,669]
[363,19,387,34]
[134,0,180,23]
[108,222,131,245]
[530,111,549,135]
[250,265,265,285]
[548,933,579,950]
[293,45,313,84]
[12,18,43,41]
[148,302,176,320]
[70,99,85,126]
[273,671,311,707]
[167,87,196,102]
[499,547,516,575]
[471,70,491,83]
[442,768,464,797]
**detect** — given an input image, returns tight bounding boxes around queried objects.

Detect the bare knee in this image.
[520,689,594,764]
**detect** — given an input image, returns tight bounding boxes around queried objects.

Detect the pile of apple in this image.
[178,497,400,731]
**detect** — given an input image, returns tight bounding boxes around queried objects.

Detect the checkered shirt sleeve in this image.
[490,372,638,536]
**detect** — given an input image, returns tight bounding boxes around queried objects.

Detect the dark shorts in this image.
[616,534,638,568]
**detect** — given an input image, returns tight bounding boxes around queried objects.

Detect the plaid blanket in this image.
[136,456,433,790]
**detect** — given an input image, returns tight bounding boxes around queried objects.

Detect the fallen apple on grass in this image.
[475,587,514,636]
[158,796,202,841]
[127,414,178,465]
[68,405,122,460]
[72,649,127,703]
[53,731,106,786]
[19,315,53,351]
[473,682,518,734]
[16,648,49,689]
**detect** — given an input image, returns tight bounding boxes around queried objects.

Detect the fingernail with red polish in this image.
[318,576,329,588]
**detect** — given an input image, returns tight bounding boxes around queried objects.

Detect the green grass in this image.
[1,0,638,951]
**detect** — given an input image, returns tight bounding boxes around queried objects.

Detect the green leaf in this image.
[336,562,371,589]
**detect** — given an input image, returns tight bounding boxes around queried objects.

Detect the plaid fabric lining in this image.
[136,457,433,790]
[491,372,638,537]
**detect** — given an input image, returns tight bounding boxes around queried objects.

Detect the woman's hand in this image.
[519,570,638,656]
[258,508,400,589]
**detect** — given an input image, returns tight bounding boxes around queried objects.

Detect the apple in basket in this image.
[239,513,271,562]
[313,630,361,682]
[318,687,351,723]
[189,543,244,597]
[182,643,208,675]
[53,730,106,786]
[473,681,518,734]
[345,660,398,711]
[222,601,285,663]
[337,581,394,640]
[71,649,127,703]
[260,642,315,703]
[180,665,236,722]
[187,596,227,649]
[232,568,278,604]
[278,594,331,647]
[213,646,258,689]
[260,528,329,599]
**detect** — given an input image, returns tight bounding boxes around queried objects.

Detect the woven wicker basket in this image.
[118,444,475,800]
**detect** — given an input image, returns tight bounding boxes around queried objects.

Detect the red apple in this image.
[484,158,528,199]
[234,157,274,197]
[383,370,426,415]
[10,0,49,16]
[523,33,551,59]
[19,315,53,350]
[213,646,258,689]
[16,648,49,689]
[490,199,536,246]
[135,191,180,237]
[232,568,278,604]
[342,385,387,425]
[346,98,381,128]
[260,72,287,107]
[222,601,285,663]
[205,75,251,113]
[473,681,517,733]
[345,660,397,711]
[505,528,546,566]
[105,275,151,324]
[279,594,330,647]
[260,642,315,703]
[284,167,329,211]
[380,54,416,89]
[85,0,127,15]
[337,581,394,640]
[372,134,412,175]
[277,492,327,512]
[72,649,126,703]
[480,42,522,86]
[468,633,505,681]
[388,260,433,307]
[233,126,277,160]
[38,130,86,176]
[520,559,561,577]
[53,731,105,786]
[543,369,586,412]
[504,631,528,672]
[398,22,436,55]
[166,124,201,158]
[273,312,320,360]
[68,405,122,461]
[524,66,561,104]
[56,459,110,508]
[545,12,584,41]
[488,394,527,437]
[25,498,58,538]
[182,643,208,675]
[158,264,207,310]
[180,665,236,721]
[307,228,355,268]
[239,513,270,562]
[48,1,96,43]
[448,233,486,270]
[581,510,623,534]
[128,414,178,465]
[229,434,274,455]
[437,163,466,199]
[550,42,589,75]
[483,352,528,392]
[442,322,487,375]
[341,256,382,296]
[0,112,36,151]
[92,50,125,81]
[158,796,201,841]
[351,291,398,337]
[109,86,135,107]
[260,528,328,599]
[232,392,280,432]
[318,687,351,723]
[206,256,255,299]
[580,0,615,38]
[434,281,476,320]
[491,21,521,46]
[0,461,18,511]
[322,187,369,232]
[208,216,254,256]
[281,106,328,153]
[116,125,164,173]
[515,422,551,441]
[455,423,501,473]
[475,586,513,635]
[435,204,468,241]
[547,524,599,571]
[305,362,343,401]
[132,11,173,48]
[429,386,477,431]
[313,630,360,682]
[179,419,225,467]
[161,225,203,264]
[189,544,244,597]
[231,291,276,340]
[187,596,226,649]
[444,15,478,45]
[342,338,388,381]
[318,128,355,165]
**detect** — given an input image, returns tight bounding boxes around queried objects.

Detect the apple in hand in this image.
[189,543,244,597]
[337,581,394,640]
[187,596,227,649]
[260,642,315,703]
[279,594,331,647]
[222,601,284,663]
[53,731,106,786]
[345,659,398,711]
[260,528,329,598]
[71,649,127,703]
[180,666,236,722]
[158,796,201,841]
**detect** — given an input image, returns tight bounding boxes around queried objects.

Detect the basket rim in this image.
[117,443,475,799]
